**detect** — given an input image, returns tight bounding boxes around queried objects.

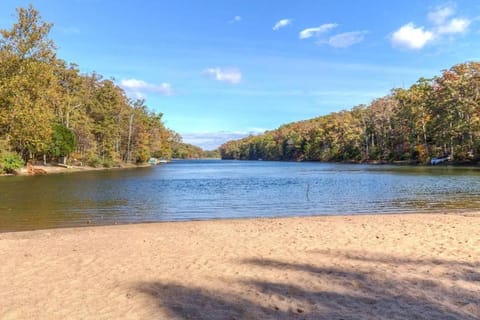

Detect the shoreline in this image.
[221,158,480,166]
[2,209,479,234]
[4,160,480,178]
[1,213,478,319]
[0,162,153,177]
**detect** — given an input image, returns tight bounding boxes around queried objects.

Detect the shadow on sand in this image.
[135,250,480,320]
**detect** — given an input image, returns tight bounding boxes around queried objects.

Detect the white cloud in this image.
[391,23,434,50]
[436,17,470,34]
[429,4,470,35]
[428,5,455,25]
[229,16,242,24]
[273,18,292,31]
[299,23,337,39]
[182,130,264,150]
[392,4,471,50]
[204,67,242,84]
[120,79,174,98]
[326,31,367,48]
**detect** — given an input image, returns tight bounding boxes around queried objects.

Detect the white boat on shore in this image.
[148,158,169,165]
[430,156,450,165]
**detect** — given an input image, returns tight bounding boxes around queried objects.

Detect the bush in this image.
[136,147,150,164]
[86,155,102,168]
[102,159,116,168]
[0,152,25,174]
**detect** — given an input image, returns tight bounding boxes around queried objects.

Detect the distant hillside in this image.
[220,62,480,164]
[172,141,220,159]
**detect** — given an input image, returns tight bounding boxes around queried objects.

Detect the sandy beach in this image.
[7,163,152,176]
[0,213,479,319]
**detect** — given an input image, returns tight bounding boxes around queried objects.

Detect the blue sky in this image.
[1,1,480,149]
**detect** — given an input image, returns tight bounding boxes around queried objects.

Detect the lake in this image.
[1,160,480,231]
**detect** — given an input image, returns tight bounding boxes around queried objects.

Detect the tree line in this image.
[172,142,220,159]
[0,6,197,173]
[220,62,480,164]
[169,132,220,159]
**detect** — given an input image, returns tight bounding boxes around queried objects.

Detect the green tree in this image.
[0,5,58,160]
[49,124,77,162]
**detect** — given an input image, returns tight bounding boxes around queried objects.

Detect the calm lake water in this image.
[1,160,480,231]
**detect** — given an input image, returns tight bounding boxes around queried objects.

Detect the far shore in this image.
[1,213,478,319]
[4,159,480,178]
[221,158,480,166]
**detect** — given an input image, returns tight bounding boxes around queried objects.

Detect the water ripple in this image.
[1,160,480,231]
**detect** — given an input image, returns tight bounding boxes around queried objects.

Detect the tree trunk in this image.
[126,113,134,163]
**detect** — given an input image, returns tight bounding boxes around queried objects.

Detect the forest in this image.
[220,62,480,164]
[0,6,204,173]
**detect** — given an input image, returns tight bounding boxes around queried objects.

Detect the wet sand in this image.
[0,213,479,319]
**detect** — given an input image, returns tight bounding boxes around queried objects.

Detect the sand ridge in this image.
[0,213,479,319]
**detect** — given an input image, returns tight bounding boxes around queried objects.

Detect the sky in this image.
[1,1,480,150]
